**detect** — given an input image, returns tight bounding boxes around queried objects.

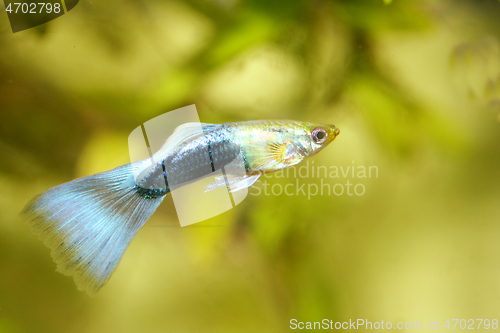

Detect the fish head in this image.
[291,122,340,158]
[230,120,340,173]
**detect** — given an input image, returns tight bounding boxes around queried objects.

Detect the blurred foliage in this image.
[1,0,500,332]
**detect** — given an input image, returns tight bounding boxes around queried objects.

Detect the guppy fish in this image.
[23,120,340,296]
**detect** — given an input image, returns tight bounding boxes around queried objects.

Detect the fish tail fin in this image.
[22,163,165,296]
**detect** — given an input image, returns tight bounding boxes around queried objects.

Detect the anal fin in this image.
[204,174,261,193]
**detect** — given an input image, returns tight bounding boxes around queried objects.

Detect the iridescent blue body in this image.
[135,124,242,198]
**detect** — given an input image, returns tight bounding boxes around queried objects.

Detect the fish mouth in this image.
[326,125,340,142]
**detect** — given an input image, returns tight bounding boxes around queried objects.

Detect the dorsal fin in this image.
[151,123,220,161]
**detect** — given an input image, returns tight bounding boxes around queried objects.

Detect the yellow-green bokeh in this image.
[1,0,500,332]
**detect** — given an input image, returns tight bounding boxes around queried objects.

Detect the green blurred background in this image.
[1,0,500,332]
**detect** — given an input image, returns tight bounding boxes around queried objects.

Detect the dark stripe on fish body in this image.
[207,143,215,172]
[161,160,169,188]
[136,160,171,199]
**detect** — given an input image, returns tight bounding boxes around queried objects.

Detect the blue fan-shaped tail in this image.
[22,163,165,296]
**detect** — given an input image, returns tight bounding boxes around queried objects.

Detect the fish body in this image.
[135,120,340,197]
[23,120,339,295]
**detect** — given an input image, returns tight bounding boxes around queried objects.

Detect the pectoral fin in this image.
[246,138,303,172]
[245,141,284,171]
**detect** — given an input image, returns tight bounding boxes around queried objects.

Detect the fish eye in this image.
[312,127,328,144]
